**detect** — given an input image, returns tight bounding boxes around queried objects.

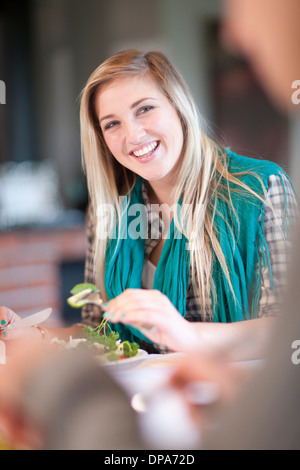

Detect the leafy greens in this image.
[68,283,139,361]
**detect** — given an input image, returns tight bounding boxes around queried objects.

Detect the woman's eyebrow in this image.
[130,97,157,109]
[99,113,117,125]
[99,97,157,124]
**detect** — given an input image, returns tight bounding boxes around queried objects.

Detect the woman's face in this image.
[95,74,184,186]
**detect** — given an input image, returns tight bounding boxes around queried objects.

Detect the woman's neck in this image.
[146,180,176,227]
[146,180,175,207]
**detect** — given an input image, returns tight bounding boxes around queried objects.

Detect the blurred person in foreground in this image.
[171,0,300,450]
[0,345,144,450]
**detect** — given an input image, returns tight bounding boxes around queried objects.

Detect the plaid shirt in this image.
[81,173,297,353]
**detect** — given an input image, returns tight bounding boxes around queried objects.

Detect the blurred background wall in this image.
[0,0,297,326]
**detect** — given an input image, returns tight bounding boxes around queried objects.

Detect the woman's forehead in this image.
[95,75,166,116]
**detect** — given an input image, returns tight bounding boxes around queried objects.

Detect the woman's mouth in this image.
[130,141,160,162]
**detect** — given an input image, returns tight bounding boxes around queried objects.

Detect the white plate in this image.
[99,349,148,371]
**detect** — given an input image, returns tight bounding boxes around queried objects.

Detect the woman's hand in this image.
[102,289,198,352]
[0,306,22,338]
[0,306,43,357]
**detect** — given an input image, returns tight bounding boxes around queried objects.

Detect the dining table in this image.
[0,330,265,451]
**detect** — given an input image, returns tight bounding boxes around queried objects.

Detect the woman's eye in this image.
[104,121,119,131]
[138,105,153,115]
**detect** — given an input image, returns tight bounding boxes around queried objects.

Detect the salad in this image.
[64,283,139,362]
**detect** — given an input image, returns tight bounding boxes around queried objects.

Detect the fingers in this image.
[103,289,167,314]
[0,306,12,323]
[103,292,179,334]
[104,308,161,341]
[0,306,19,326]
[102,289,173,318]
[105,307,163,328]
[0,307,10,341]
[0,307,34,344]
[101,289,192,351]
[102,290,172,344]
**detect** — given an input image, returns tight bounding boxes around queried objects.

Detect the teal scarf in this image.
[104,150,292,345]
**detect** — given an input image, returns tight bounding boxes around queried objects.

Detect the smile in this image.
[130,141,159,159]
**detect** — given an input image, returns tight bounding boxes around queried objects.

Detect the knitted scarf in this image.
[104,150,292,345]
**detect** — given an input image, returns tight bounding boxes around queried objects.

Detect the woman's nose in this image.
[125,119,146,145]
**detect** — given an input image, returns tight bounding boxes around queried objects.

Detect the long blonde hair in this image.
[80,49,265,317]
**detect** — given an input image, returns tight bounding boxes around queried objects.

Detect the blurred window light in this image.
[0,160,63,229]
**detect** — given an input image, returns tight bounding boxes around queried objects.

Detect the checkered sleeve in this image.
[258,172,298,317]
[184,172,298,322]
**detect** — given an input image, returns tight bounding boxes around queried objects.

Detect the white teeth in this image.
[133,141,158,158]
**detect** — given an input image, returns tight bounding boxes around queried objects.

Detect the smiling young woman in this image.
[95,74,184,195]
[79,49,297,358]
